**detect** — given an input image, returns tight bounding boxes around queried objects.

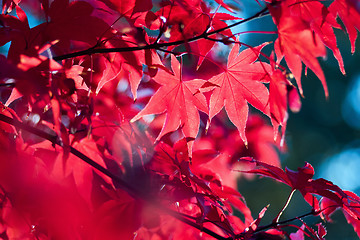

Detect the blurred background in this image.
[233,1,360,239]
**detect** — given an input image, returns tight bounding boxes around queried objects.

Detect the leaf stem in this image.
[274,189,296,223]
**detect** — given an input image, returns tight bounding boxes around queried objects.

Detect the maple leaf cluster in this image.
[0,0,359,239]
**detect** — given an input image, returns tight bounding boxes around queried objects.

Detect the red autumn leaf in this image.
[30,134,109,202]
[95,56,122,95]
[269,1,328,97]
[344,210,360,238]
[214,0,235,12]
[209,12,242,40]
[101,34,164,99]
[131,55,208,154]
[240,157,291,185]
[65,63,89,92]
[267,51,302,140]
[329,0,360,53]
[190,12,242,67]
[268,68,294,143]
[240,159,348,210]
[285,0,345,75]
[203,42,271,145]
[321,190,360,237]
[14,6,29,30]
[4,87,22,107]
[316,223,327,239]
[154,3,241,67]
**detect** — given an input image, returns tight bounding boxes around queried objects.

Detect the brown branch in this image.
[52,7,270,61]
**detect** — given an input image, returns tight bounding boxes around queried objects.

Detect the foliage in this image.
[0,0,359,239]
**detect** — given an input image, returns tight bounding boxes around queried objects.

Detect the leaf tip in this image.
[341,68,346,76]
[325,92,329,101]
[280,134,285,148]
[244,139,248,149]
[300,90,305,99]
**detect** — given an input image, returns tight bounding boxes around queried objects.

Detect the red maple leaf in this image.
[100,33,165,99]
[131,55,208,154]
[240,159,349,212]
[268,67,301,144]
[191,12,242,67]
[203,42,271,145]
[269,1,328,97]
[321,190,360,238]
[285,0,345,74]
[329,0,360,54]
[153,3,241,67]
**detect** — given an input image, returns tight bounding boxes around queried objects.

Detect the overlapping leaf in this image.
[152,3,241,67]
[131,55,208,153]
[321,190,360,238]
[203,42,271,145]
[268,67,301,144]
[286,0,345,74]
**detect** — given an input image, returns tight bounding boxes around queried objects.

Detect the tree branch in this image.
[53,7,269,61]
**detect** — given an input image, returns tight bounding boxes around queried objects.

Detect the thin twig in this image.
[274,189,296,223]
